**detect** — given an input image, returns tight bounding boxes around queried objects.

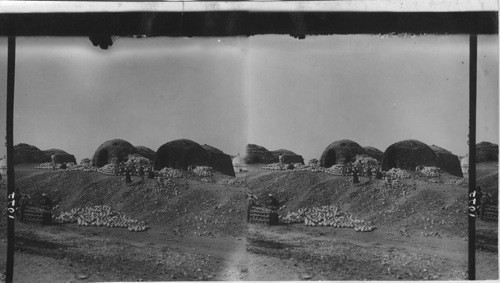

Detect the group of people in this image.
[116,162,156,183]
[341,163,383,184]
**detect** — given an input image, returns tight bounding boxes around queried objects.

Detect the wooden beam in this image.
[5,36,16,283]
[468,33,477,281]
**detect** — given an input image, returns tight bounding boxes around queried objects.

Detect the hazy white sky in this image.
[0,35,498,162]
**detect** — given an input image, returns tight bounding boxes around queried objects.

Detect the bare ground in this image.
[0,164,497,282]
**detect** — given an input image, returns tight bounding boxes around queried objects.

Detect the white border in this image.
[0,0,498,13]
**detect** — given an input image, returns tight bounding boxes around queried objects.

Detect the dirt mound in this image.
[92,139,138,167]
[134,146,156,162]
[201,144,235,177]
[320,140,366,167]
[271,149,305,165]
[14,143,50,164]
[246,169,468,237]
[429,145,463,177]
[14,168,247,237]
[476,141,498,163]
[244,144,275,164]
[363,146,384,162]
[154,139,210,171]
[381,140,437,171]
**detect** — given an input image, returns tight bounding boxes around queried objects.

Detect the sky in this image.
[0,34,498,162]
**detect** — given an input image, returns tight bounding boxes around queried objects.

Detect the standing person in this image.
[125,168,132,184]
[355,161,363,176]
[41,193,53,209]
[138,165,145,180]
[120,162,126,175]
[51,154,56,169]
[148,167,155,179]
[352,168,359,184]
[268,194,279,211]
[247,194,257,222]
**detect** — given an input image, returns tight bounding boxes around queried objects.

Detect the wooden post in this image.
[468,34,477,281]
[5,36,16,283]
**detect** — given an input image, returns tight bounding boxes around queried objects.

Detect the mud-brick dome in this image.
[135,146,156,162]
[320,140,366,167]
[202,144,235,177]
[429,145,463,177]
[92,139,138,167]
[476,141,498,163]
[271,149,305,164]
[153,139,209,171]
[381,139,437,171]
[43,148,77,164]
[244,144,275,165]
[14,143,50,164]
[363,146,384,162]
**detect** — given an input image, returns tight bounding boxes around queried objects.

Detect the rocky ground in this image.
[0,163,497,281]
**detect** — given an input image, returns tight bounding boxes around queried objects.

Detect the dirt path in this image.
[244,222,469,281]
[1,221,244,282]
[218,237,249,280]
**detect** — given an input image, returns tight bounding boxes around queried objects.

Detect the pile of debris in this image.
[35,162,55,169]
[157,167,184,179]
[262,161,384,178]
[308,159,320,167]
[262,163,284,170]
[262,162,309,171]
[324,164,345,176]
[216,178,247,187]
[280,205,375,232]
[419,167,441,178]
[193,166,213,177]
[125,154,151,169]
[353,154,380,173]
[35,162,79,170]
[80,158,92,167]
[385,168,411,180]
[444,178,469,187]
[95,164,117,175]
[56,205,149,232]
